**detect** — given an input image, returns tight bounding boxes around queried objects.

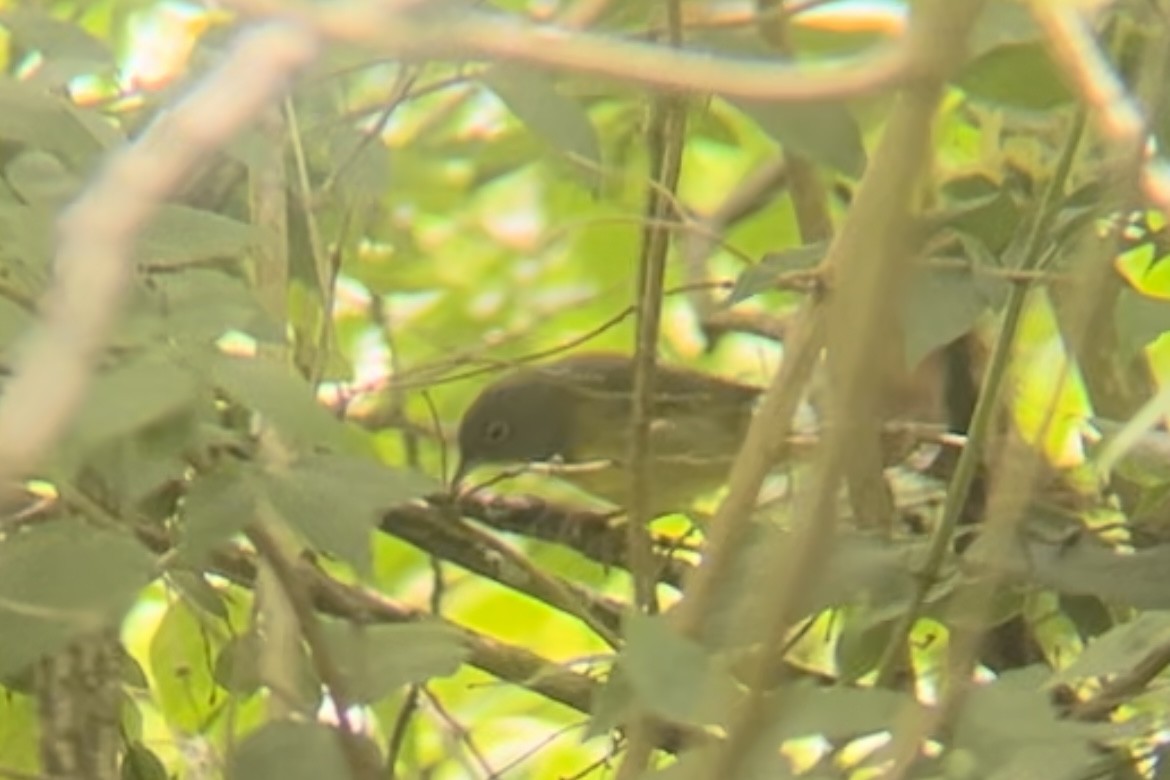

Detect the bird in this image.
[452,353,763,514]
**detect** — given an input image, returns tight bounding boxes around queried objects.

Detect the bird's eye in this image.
[484,420,510,442]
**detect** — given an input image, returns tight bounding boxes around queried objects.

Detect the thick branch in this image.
[224,0,909,102]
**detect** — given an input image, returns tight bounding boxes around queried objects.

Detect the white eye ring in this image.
[484,420,510,442]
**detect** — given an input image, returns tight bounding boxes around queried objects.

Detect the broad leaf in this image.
[956,43,1072,110]
[620,613,741,728]
[0,521,154,677]
[1116,285,1170,359]
[121,741,169,780]
[68,354,200,451]
[953,668,1114,780]
[139,206,262,268]
[0,77,117,164]
[726,242,827,305]
[228,721,378,780]
[902,264,992,368]
[213,634,264,695]
[120,269,281,347]
[319,620,468,703]
[211,355,352,450]
[180,465,259,563]
[1051,611,1170,685]
[729,97,866,177]
[261,453,436,571]
[483,64,602,188]
[149,601,225,732]
[0,9,112,63]
[763,684,905,742]
[5,149,81,205]
[703,526,921,648]
[991,520,1170,610]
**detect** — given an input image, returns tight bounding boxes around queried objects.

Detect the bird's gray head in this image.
[453,370,575,486]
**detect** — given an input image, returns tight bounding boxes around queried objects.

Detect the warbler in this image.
[452,353,763,513]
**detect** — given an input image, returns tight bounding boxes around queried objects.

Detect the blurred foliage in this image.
[3,0,1170,779]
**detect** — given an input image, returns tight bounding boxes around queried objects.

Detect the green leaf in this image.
[639,748,800,780]
[1016,525,1170,610]
[937,175,1023,254]
[703,527,920,648]
[0,693,40,775]
[121,741,169,780]
[213,631,319,710]
[180,465,259,564]
[726,242,827,305]
[0,520,154,677]
[5,149,81,205]
[0,77,117,165]
[585,667,635,740]
[953,667,1113,780]
[1116,285,1170,359]
[213,634,263,695]
[319,620,468,703]
[68,354,200,451]
[0,9,112,64]
[211,355,352,450]
[228,721,378,780]
[261,454,435,571]
[966,0,1046,55]
[74,414,199,506]
[902,265,991,368]
[620,613,741,728]
[483,64,602,187]
[166,571,231,622]
[764,685,904,742]
[1051,611,1170,685]
[149,601,224,732]
[120,270,281,347]
[728,98,866,177]
[835,619,896,683]
[955,43,1072,110]
[139,206,263,268]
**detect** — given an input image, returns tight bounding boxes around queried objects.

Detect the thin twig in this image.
[1068,637,1170,720]
[627,64,689,617]
[385,686,421,780]
[421,687,498,779]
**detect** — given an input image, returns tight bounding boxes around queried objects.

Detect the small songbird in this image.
[453,353,763,514]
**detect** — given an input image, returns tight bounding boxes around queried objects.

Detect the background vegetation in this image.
[3,0,1170,778]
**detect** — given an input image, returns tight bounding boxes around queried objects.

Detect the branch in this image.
[429,493,693,587]
[674,1,990,776]
[381,497,647,633]
[247,523,380,780]
[179,540,714,751]
[222,0,910,102]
